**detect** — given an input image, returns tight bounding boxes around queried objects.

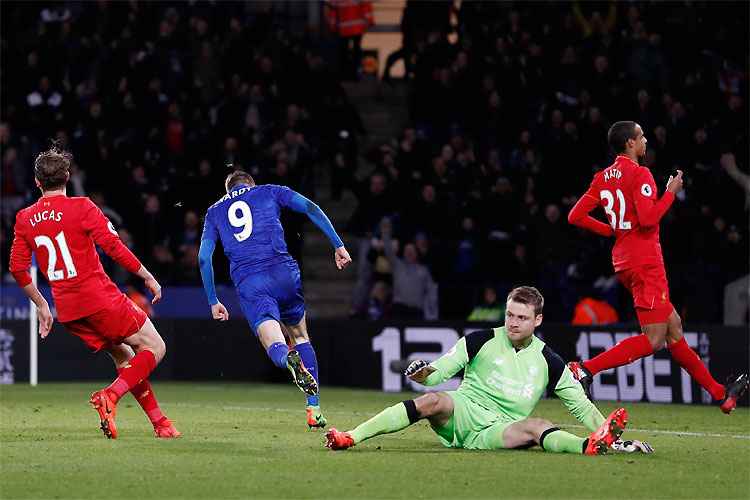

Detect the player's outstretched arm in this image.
[198,237,227,319]
[286,191,351,269]
[554,366,606,432]
[410,337,469,386]
[198,213,228,320]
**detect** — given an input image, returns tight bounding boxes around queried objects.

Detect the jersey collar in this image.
[498,326,537,353]
[615,155,639,168]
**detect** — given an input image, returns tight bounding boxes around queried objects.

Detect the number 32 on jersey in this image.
[600,189,632,230]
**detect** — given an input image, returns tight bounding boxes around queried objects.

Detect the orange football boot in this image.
[325,428,355,450]
[89,390,118,439]
[306,407,327,430]
[584,407,628,455]
[154,418,182,438]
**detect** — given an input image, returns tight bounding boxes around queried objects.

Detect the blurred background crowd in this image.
[1,1,747,325]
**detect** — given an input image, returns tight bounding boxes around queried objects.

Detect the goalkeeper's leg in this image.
[500,418,587,454]
[499,408,627,455]
[326,392,453,450]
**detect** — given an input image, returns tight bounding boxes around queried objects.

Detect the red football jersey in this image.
[9,194,142,322]
[568,155,676,272]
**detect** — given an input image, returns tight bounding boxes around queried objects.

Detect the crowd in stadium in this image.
[1,1,349,287]
[347,1,748,324]
[1,1,747,325]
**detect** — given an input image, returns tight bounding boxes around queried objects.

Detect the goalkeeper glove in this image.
[611,439,654,454]
[404,359,428,377]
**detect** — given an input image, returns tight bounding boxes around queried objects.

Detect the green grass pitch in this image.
[1,382,748,499]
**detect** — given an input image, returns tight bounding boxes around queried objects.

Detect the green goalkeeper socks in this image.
[349,402,413,444]
[540,428,586,454]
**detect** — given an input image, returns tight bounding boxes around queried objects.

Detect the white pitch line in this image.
[163,402,750,440]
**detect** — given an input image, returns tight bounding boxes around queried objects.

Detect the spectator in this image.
[325,0,374,80]
[720,153,750,326]
[1,2,746,324]
[571,296,619,326]
[347,172,394,236]
[467,286,504,322]
[380,218,438,320]
[367,281,391,320]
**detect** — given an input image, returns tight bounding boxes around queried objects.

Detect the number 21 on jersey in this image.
[228,200,253,242]
[34,231,78,281]
[600,189,632,230]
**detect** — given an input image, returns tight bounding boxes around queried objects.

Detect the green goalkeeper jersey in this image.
[424,327,604,432]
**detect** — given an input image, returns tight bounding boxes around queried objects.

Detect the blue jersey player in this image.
[198,170,352,429]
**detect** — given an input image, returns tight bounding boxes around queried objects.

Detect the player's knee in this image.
[151,335,166,363]
[139,334,166,363]
[290,329,309,344]
[108,345,134,368]
[414,392,442,418]
[645,331,667,351]
[668,313,683,340]
[532,418,553,430]
[527,418,553,438]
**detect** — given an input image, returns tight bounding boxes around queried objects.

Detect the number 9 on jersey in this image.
[228,201,253,242]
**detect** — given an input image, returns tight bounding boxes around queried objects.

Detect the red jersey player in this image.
[9,143,181,438]
[567,121,748,413]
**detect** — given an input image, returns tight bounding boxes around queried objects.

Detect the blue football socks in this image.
[295,341,320,406]
[266,342,289,370]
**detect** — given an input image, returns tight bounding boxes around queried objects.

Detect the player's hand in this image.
[666,169,684,194]
[611,439,654,454]
[37,304,54,339]
[404,359,436,383]
[335,246,352,270]
[212,302,229,321]
[144,277,162,304]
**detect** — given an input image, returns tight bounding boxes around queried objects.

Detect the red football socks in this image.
[106,350,157,401]
[116,367,166,424]
[583,334,654,376]
[668,337,726,401]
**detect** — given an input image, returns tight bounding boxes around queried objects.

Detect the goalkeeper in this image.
[326,286,651,455]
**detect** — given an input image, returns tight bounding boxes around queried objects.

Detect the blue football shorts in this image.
[236,261,306,334]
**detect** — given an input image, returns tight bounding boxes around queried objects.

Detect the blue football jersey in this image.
[202,184,297,284]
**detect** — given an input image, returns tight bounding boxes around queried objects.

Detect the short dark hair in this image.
[34,140,72,191]
[225,170,255,192]
[507,286,544,316]
[607,121,638,153]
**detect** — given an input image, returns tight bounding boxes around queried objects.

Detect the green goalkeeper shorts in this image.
[430,391,516,450]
